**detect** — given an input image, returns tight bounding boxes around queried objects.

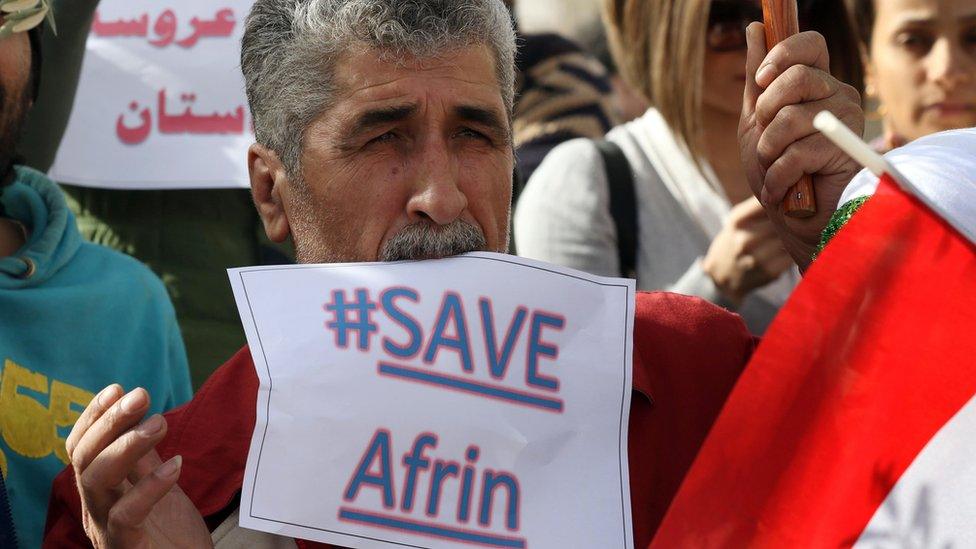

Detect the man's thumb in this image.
[742,22,767,121]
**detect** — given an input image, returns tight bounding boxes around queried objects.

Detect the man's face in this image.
[0,29,32,178]
[272,45,514,264]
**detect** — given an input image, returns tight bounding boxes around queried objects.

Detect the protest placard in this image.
[49,0,255,189]
[229,253,635,548]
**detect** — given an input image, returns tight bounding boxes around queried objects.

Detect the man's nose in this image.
[928,38,974,90]
[406,142,467,226]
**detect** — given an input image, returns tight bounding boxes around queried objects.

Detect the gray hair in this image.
[241,0,517,178]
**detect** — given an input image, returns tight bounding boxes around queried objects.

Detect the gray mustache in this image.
[379,221,487,262]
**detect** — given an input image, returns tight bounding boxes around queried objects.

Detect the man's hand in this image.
[702,198,794,307]
[66,385,212,548]
[739,23,864,270]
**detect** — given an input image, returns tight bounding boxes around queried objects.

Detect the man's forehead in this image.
[333,44,503,107]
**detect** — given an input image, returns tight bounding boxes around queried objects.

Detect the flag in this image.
[650,173,976,547]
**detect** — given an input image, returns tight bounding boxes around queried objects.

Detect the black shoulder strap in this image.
[594,140,638,278]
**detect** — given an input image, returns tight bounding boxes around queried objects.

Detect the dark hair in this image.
[799,0,864,96]
[844,0,874,51]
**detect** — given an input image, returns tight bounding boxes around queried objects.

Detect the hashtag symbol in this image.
[324,289,378,351]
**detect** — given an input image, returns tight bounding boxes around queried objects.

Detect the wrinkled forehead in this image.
[332,44,508,118]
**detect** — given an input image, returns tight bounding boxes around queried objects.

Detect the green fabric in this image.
[815,196,871,260]
[60,185,292,388]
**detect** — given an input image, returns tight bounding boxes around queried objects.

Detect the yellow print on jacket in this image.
[0,358,94,478]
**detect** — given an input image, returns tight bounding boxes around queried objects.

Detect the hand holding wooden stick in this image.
[761,0,817,218]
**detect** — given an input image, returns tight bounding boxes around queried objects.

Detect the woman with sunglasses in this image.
[849,0,976,152]
[514,0,861,334]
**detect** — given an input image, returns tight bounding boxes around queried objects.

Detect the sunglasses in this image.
[707,0,821,52]
[707,0,764,52]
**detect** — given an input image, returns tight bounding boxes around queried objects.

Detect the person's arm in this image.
[20,0,101,173]
[513,138,622,277]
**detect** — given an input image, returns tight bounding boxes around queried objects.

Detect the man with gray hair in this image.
[43,0,866,546]
[240,0,517,267]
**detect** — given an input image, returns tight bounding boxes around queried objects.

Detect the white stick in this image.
[812,111,891,177]
[814,111,976,244]
[813,111,915,191]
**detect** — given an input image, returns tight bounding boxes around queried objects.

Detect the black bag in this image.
[510,140,638,278]
[594,140,638,278]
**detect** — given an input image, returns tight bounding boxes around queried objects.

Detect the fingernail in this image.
[97,384,122,407]
[756,64,775,85]
[136,415,164,437]
[120,389,146,414]
[156,455,182,480]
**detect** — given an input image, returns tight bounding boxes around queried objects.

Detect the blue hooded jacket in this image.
[0,166,192,549]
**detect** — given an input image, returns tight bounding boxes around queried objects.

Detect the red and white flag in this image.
[651,128,976,547]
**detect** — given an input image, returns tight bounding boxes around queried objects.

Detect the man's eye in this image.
[457,128,489,141]
[368,132,397,145]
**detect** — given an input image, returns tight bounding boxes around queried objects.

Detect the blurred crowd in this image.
[1,0,974,547]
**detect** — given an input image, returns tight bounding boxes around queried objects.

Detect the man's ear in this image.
[248,143,291,243]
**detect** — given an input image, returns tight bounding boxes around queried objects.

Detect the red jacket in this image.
[44,292,756,548]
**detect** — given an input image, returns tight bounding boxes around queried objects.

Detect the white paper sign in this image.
[229,253,635,548]
[49,1,256,189]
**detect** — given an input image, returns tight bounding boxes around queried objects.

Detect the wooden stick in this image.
[761,0,817,218]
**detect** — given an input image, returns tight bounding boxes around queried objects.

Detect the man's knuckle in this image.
[71,448,91,473]
[778,104,804,128]
[78,469,102,493]
[818,74,836,97]
[756,138,778,169]
[779,147,806,175]
[805,135,831,159]
[811,32,827,50]
[107,505,136,530]
[765,162,789,190]
[754,96,772,124]
[840,83,860,102]
[65,435,77,458]
[787,67,833,100]
[106,401,127,424]
[783,65,806,84]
